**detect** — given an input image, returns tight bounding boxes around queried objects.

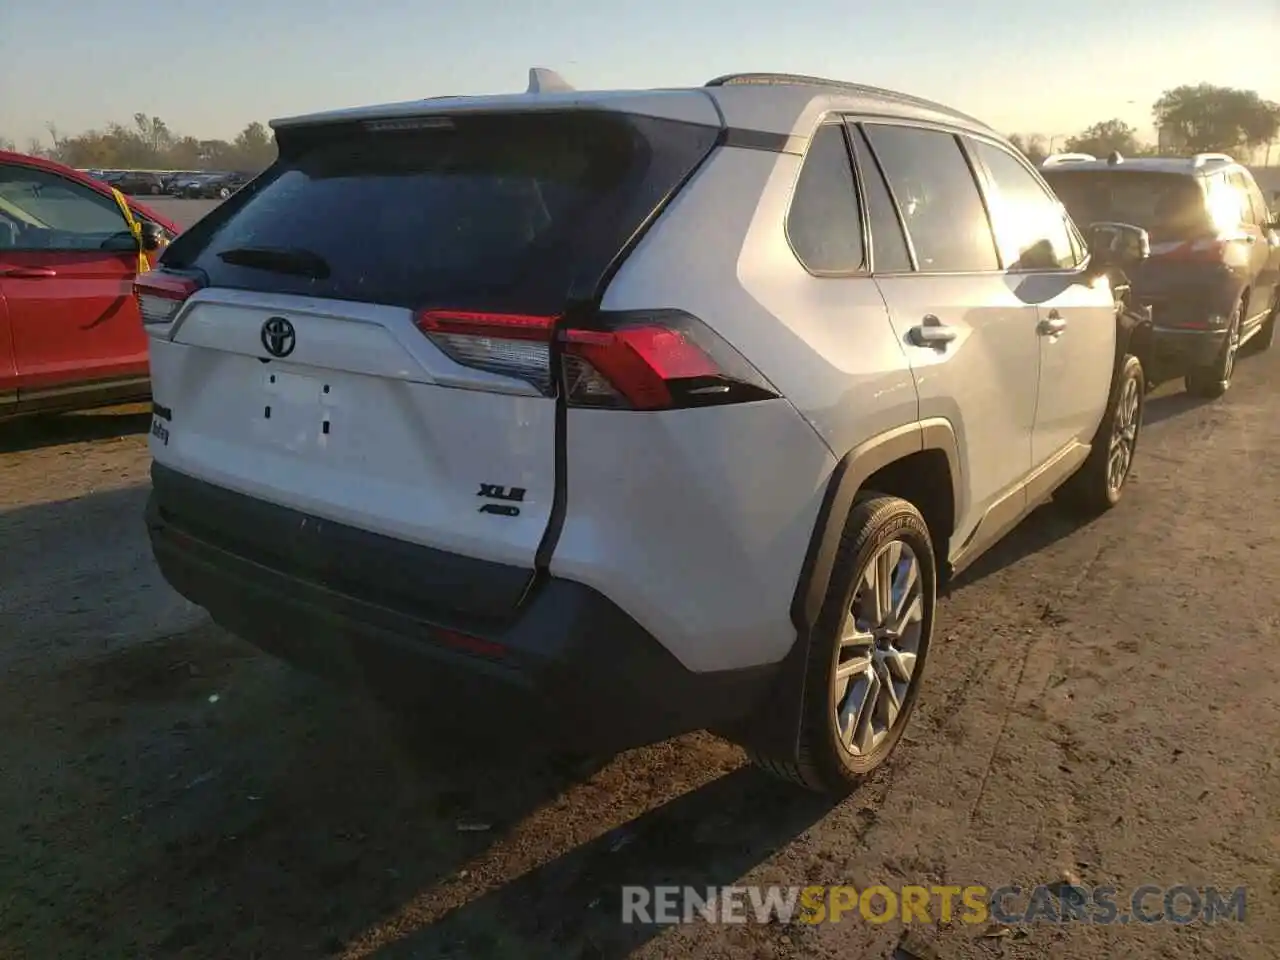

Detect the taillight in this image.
[413,307,779,410]
[561,310,779,411]
[1155,237,1228,262]
[414,310,558,393]
[134,272,203,326]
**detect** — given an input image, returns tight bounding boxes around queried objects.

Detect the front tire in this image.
[1057,354,1144,517]
[749,495,936,796]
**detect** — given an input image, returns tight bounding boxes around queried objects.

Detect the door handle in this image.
[0,266,57,278]
[908,315,958,348]
[1038,311,1068,336]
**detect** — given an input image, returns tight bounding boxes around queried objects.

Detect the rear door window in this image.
[847,124,912,273]
[162,112,718,312]
[786,123,864,274]
[862,124,1000,273]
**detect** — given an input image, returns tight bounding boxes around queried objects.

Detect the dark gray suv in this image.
[1042,152,1280,397]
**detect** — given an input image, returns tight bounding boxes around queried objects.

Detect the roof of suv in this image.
[1041,153,1247,178]
[269,69,998,147]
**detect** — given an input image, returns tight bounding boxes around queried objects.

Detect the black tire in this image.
[749,495,936,796]
[1184,301,1242,398]
[1250,296,1276,353]
[1057,354,1144,518]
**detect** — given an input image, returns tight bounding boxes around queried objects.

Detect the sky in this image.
[2,0,1277,149]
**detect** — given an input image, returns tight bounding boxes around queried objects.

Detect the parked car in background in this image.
[0,151,180,419]
[1042,152,1280,397]
[109,171,168,196]
[172,171,252,199]
[190,171,253,199]
[141,70,1151,796]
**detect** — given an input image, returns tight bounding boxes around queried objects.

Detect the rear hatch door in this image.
[148,104,720,619]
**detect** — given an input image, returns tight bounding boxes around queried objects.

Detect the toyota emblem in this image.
[260,316,296,358]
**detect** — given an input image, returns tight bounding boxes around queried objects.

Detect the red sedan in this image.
[0,151,180,420]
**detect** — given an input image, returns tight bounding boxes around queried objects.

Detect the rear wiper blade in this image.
[216,245,332,279]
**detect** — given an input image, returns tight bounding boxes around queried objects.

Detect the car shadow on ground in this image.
[1141,387,1209,427]
[363,765,833,959]
[0,404,151,454]
[0,483,837,960]
[948,499,1081,590]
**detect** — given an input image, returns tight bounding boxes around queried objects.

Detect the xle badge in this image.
[477,483,525,517]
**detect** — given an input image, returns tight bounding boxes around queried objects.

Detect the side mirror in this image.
[1087,221,1150,269]
[139,220,166,252]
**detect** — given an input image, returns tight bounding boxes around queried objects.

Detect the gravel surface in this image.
[1,342,1278,959]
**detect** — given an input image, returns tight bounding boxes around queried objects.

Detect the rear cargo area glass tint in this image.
[1043,171,1210,241]
[162,112,718,312]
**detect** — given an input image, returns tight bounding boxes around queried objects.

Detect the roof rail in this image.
[1191,152,1234,168]
[1041,152,1097,166]
[704,73,988,127]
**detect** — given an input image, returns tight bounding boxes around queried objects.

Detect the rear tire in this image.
[1057,354,1144,518]
[748,495,936,796]
[1251,296,1276,353]
[1185,301,1242,398]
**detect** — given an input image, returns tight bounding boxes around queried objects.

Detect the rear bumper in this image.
[146,464,778,751]
[1148,326,1228,375]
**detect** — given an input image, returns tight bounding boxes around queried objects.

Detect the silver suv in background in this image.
[138,70,1151,795]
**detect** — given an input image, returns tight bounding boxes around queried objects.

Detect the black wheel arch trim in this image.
[789,418,961,635]
[729,420,960,761]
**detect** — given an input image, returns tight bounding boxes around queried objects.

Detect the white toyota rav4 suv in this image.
[139,70,1150,794]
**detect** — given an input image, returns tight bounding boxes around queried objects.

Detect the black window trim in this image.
[962,133,1091,276]
[0,160,135,255]
[843,120,917,275]
[849,116,1005,278]
[784,118,870,278]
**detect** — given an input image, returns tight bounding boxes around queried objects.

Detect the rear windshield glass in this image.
[1042,171,1210,241]
[163,112,689,310]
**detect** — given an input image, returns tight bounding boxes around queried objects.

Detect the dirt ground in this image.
[1,343,1278,959]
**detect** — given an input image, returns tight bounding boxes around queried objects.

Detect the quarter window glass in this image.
[0,165,131,251]
[974,141,1078,269]
[786,123,865,273]
[1229,173,1258,225]
[849,125,912,272]
[863,125,999,272]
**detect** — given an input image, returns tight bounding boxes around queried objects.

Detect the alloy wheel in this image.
[1107,373,1140,495]
[831,540,924,756]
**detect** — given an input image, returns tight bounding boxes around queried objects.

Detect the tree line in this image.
[1,114,277,172]
[3,83,1276,174]
[1009,84,1279,165]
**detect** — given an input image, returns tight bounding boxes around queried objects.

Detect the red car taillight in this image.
[412,307,779,411]
[134,272,204,326]
[1154,237,1229,263]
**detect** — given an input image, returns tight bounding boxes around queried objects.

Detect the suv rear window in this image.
[162,112,718,311]
[1042,170,1210,241]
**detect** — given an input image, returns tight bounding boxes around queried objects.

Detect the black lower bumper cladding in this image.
[146,463,778,751]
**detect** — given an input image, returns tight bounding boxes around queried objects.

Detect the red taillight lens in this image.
[412,307,779,410]
[562,310,779,411]
[1154,237,1228,262]
[133,272,203,326]
[414,309,558,393]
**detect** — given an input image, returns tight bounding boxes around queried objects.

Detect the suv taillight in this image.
[134,272,204,325]
[412,308,779,410]
[1156,237,1229,262]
